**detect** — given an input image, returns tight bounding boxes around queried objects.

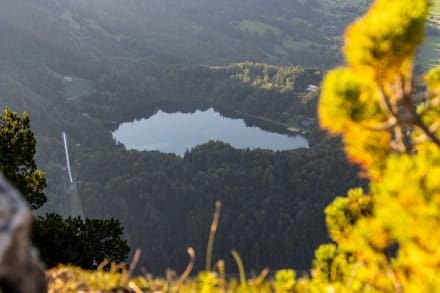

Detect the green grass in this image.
[48,265,298,292]
[238,20,281,38]
[84,19,129,42]
[282,38,311,51]
[62,77,95,99]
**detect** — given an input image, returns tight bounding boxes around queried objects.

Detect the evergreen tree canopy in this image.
[0,107,46,209]
[303,0,440,291]
[33,213,130,269]
[0,106,130,269]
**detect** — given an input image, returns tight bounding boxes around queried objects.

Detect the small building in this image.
[287,127,301,133]
[306,84,319,92]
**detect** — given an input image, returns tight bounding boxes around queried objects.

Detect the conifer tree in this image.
[302,0,440,291]
[0,107,46,209]
[0,107,129,268]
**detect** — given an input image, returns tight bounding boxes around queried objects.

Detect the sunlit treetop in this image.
[311,0,440,291]
[319,0,439,178]
[344,0,430,81]
[425,66,440,91]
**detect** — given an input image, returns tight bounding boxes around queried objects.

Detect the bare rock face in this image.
[0,175,47,293]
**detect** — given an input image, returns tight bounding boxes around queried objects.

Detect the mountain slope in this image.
[0,0,369,273]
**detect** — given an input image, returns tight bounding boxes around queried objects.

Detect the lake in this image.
[112,108,308,156]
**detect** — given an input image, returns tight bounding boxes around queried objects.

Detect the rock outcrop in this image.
[0,175,47,293]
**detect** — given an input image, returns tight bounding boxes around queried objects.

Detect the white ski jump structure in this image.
[63,132,74,184]
[61,132,84,219]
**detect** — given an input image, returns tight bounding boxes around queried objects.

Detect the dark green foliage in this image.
[33,213,130,269]
[80,62,322,126]
[0,106,129,269]
[0,0,362,123]
[0,51,355,273]
[0,108,47,209]
[75,138,363,273]
[0,0,369,275]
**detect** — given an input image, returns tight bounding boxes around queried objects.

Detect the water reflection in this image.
[113,107,308,156]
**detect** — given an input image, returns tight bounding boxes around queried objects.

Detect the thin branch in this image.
[385,254,403,293]
[427,122,440,135]
[363,117,398,131]
[429,96,440,108]
[414,119,440,147]
[400,84,440,147]
[177,247,195,286]
[206,201,222,271]
[394,126,408,152]
[128,249,142,278]
[369,75,440,149]
[411,91,431,103]
[396,74,405,102]
[377,86,399,119]
[413,96,440,124]
[414,122,440,145]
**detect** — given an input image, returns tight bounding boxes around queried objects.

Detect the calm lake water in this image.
[113,108,308,156]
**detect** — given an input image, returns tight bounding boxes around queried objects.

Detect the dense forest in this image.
[0,0,370,133]
[74,138,363,272]
[0,0,375,273]
[43,0,440,291]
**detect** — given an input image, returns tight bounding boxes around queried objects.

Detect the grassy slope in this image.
[238,20,281,38]
[317,0,369,9]
[63,78,95,99]
[233,0,368,62]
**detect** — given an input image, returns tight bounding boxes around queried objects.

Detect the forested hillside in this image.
[0,0,370,273]
[0,0,370,125]
[73,139,363,272]
[46,0,440,290]
[0,0,371,134]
